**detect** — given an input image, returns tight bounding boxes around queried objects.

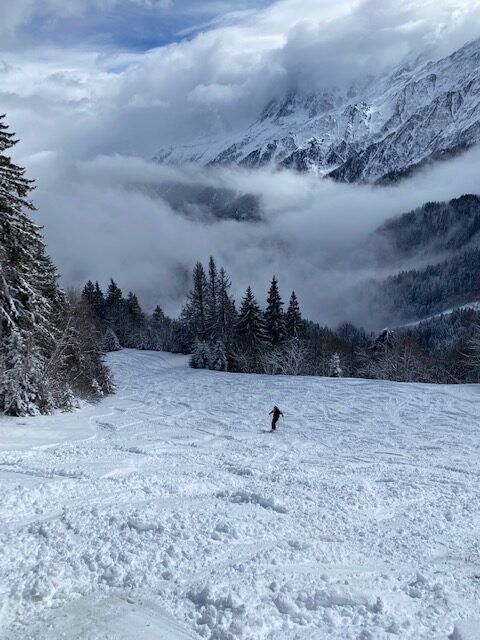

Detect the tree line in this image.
[82,258,480,384]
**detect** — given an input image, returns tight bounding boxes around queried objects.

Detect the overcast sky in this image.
[2,0,480,325]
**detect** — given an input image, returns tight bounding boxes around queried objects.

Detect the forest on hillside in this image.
[82,256,480,385]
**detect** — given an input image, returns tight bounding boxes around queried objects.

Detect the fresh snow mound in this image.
[0,349,479,639]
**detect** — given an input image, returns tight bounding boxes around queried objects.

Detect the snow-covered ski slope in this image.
[1,350,479,639]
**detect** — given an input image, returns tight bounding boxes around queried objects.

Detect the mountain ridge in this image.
[155,38,480,183]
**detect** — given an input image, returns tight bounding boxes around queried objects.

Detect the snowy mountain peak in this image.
[155,38,480,183]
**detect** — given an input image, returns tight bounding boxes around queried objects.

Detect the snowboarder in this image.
[269,405,283,431]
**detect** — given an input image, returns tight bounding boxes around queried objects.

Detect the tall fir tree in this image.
[0,116,112,414]
[181,261,208,346]
[236,286,267,346]
[90,281,106,324]
[286,291,302,338]
[206,256,219,338]
[124,292,147,348]
[149,305,170,350]
[105,279,127,344]
[217,267,236,343]
[265,276,286,345]
[0,115,57,414]
[82,281,95,306]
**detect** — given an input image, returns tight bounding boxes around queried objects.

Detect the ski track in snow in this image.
[0,350,479,639]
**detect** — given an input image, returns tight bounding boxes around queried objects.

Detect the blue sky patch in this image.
[20,0,275,51]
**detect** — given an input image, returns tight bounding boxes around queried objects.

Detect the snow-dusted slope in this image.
[156,39,480,183]
[1,350,480,639]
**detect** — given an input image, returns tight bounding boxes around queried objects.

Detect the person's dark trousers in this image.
[272,419,277,431]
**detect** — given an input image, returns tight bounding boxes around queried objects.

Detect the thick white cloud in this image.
[28,145,480,327]
[1,0,480,325]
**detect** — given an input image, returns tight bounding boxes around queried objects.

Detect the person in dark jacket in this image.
[269,405,283,431]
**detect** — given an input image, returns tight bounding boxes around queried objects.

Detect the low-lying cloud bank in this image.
[30,146,480,328]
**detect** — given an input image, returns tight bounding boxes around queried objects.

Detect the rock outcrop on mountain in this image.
[155,39,480,183]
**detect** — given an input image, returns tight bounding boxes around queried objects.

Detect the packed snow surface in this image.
[0,350,479,639]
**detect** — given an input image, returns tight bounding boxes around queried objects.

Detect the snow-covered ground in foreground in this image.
[1,350,480,640]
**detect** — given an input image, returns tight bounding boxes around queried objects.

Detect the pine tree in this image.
[236,286,267,345]
[206,256,219,338]
[265,276,286,345]
[328,352,343,377]
[1,330,50,415]
[125,292,145,327]
[0,115,57,415]
[189,340,211,369]
[217,267,236,343]
[286,291,302,338]
[94,282,105,318]
[83,280,106,327]
[181,262,208,346]
[0,117,112,414]
[82,281,95,306]
[148,305,170,350]
[82,280,104,322]
[105,279,127,344]
[102,327,121,352]
[124,292,147,348]
[209,339,228,371]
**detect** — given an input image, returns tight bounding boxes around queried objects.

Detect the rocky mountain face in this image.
[155,38,480,183]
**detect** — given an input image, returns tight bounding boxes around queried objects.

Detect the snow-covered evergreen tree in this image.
[265,276,286,345]
[189,340,211,369]
[286,291,302,338]
[0,115,58,415]
[1,331,51,415]
[209,339,228,371]
[0,117,113,414]
[102,327,121,352]
[328,352,343,377]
